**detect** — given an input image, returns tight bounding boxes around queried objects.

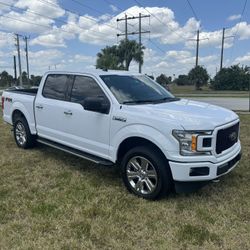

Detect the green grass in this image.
[0,112,250,249]
[170,84,249,98]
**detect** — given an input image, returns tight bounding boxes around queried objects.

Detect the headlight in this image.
[172,130,212,156]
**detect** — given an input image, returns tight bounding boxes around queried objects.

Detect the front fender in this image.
[110,124,178,162]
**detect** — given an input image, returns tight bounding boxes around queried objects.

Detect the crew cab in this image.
[1,71,241,199]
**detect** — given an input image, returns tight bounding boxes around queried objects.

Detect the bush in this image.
[211,65,250,90]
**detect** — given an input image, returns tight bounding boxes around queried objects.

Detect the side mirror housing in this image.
[83,97,110,114]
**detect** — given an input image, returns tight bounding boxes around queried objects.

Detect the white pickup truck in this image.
[2,71,241,199]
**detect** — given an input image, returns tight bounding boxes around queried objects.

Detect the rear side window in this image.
[71,76,106,104]
[43,74,69,100]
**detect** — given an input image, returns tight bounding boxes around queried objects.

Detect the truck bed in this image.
[5,88,38,96]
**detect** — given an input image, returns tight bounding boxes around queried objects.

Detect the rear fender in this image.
[11,102,36,134]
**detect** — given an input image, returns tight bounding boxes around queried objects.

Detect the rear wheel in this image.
[13,116,36,149]
[121,145,172,200]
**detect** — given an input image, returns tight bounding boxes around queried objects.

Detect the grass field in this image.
[0,112,249,249]
[170,84,249,98]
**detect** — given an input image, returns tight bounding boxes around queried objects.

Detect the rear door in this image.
[62,74,112,158]
[35,74,74,143]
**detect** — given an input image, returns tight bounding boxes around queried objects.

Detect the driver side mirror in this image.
[83,97,110,114]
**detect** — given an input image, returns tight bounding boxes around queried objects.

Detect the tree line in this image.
[166,65,250,91]
[0,71,42,88]
[96,39,250,91]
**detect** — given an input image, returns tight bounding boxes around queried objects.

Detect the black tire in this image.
[120,145,172,200]
[13,116,36,149]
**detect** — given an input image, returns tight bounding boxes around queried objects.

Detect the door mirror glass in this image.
[83,97,110,114]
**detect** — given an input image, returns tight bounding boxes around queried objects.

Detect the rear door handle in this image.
[64,111,72,115]
[36,105,43,109]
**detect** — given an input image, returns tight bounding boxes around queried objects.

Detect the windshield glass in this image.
[100,75,175,104]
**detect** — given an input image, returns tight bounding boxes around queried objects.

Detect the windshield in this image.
[100,74,176,104]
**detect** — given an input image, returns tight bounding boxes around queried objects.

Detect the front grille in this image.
[216,122,239,154]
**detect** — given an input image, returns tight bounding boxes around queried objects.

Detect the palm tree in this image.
[118,39,145,70]
[96,39,145,71]
[96,45,124,71]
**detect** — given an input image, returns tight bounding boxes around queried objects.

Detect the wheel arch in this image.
[10,102,36,134]
[12,109,26,123]
[116,136,169,165]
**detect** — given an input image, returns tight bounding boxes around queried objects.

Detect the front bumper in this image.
[169,147,241,182]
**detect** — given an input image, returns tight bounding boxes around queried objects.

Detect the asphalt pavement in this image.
[188,97,249,111]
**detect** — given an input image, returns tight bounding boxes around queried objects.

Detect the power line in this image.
[69,0,112,17]
[0,1,119,37]
[117,13,150,73]
[37,0,121,32]
[186,0,199,21]
[227,0,248,66]
[148,39,166,54]
[103,0,135,17]
[133,0,189,41]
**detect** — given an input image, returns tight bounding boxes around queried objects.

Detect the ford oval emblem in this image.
[229,131,237,142]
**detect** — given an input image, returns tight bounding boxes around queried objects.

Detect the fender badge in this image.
[112,116,127,122]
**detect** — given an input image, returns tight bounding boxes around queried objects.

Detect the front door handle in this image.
[64,111,72,115]
[36,105,43,109]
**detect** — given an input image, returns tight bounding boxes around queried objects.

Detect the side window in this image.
[43,74,68,100]
[71,76,107,104]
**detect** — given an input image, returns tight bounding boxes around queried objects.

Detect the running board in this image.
[37,138,114,166]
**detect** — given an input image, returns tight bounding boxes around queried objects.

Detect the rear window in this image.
[43,74,69,100]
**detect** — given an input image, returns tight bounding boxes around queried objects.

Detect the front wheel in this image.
[121,146,172,200]
[13,117,36,149]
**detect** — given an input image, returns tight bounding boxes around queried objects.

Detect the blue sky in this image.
[0,0,249,78]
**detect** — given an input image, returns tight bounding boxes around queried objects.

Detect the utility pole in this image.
[139,13,142,73]
[14,34,22,86]
[13,55,17,85]
[117,13,150,73]
[125,14,128,40]
[189,30,209,67]
[195,29,199,67]
[24,36,30,85]
[220,28,234,71]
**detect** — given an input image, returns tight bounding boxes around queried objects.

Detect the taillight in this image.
[1,96,4,110]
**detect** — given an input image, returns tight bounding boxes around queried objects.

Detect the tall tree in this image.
[156,74,171,86]
[96,39,144,71]
[118,39,144,70]
[188,65,209,90]
[96,45,123,70]
[0,71,13,87]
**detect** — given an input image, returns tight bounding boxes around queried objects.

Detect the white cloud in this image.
[0,31,14,48]
[14,0,65,18]
[28,49,64,73]
[234,52,250,64]
[227,14,241,21]
[185,21,250,50]
[110,4,118,12]
[0,0,65,33]
[0,0,15,14]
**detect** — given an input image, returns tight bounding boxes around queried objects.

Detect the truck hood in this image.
[124,99,238,130]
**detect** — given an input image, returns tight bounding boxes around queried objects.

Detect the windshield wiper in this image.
[122,100,157,104]
[154,97,180,103]
[122,97,180,105]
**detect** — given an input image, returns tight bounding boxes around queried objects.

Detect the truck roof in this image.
[44,70,142,77]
